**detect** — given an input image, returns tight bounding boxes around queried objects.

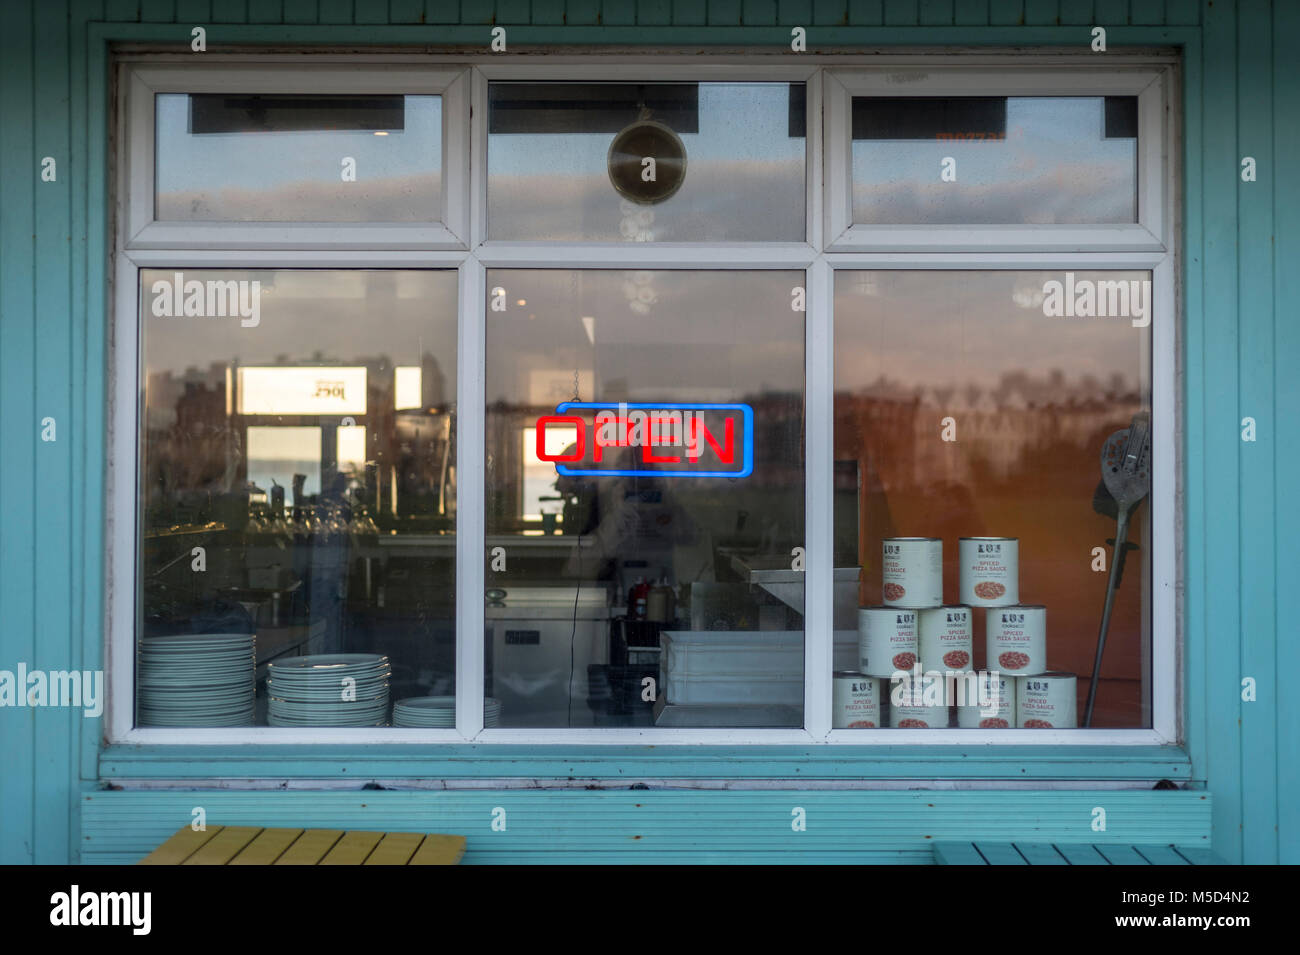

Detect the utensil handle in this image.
[1084,511,1129,727]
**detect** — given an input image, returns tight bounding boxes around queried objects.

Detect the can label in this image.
[833,673,881,728]
[889,673,949,728]
[959,537,1019,607]
[919,606,973,672]
[858,607,919,677]
[986,606,1047,675]
[956,671,1015,728]
[882,538,943,608]
[1017,673,1078,728]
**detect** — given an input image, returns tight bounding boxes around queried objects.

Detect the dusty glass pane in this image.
[484,269,806,728]
[833,270,1153,730]
[487,83,806,241]
[851,96,1138,224]
[155,93,442,222]
[136,269,457,728]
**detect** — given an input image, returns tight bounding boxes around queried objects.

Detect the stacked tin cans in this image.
[837,535,1077,730]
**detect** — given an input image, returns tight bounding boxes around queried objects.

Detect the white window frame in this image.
[107,54,1178,748]
[823,67,1167,252]
[119,63,470,250]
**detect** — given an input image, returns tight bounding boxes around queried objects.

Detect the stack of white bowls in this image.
[137,632,255,727]
[266,653,390,727]
[392,696,502,728]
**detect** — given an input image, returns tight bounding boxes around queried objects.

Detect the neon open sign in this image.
[535,401,755,479]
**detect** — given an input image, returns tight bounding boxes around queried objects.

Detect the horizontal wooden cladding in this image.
[97,743,1197,780]
[84,789,1211,864]
[102,1,1202,28]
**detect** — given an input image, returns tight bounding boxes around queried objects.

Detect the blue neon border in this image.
[551,401,755,479]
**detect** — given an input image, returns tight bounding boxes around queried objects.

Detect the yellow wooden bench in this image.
[138,825,465,865]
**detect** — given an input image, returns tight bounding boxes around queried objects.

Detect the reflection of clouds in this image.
[485,271,803,405]
[834,271,1150,396]
[157,172,441,222]
[142,270,459,395]
[488,158,805,241]
[852,156,1134,224]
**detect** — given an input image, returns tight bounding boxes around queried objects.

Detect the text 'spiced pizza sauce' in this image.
[959,537,1019,607]
[986,605,1047,676]
[857,607,918,678]
[956,670,1016,728]
[1016,672,1078,728]
[832,672,881,728]
[881,537,943,608]
[888,672,950,728]
[919,605,973,673]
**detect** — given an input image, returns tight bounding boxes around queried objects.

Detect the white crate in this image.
[662,630,869,705]
[663,631,802,705]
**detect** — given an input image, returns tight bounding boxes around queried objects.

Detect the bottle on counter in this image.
[646,573,675,623]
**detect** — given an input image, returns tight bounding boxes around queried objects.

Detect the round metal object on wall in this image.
[607,119,687,204]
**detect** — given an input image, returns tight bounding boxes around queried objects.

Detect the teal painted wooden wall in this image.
[1,0,1295,865]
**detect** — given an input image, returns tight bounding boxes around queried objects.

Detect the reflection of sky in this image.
[852,98,1136,224]
[485,269,805,406]
[488,84,805,241]
[141,269,458,397]
[834,270,1151,397]
[155,94,441,220]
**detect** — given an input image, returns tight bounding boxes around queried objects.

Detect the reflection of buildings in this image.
[836,370,1143,489]
[142,352,452,527]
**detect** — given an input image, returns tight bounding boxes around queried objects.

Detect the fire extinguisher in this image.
[627,577,651,620]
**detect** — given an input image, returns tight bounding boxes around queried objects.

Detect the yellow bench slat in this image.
[138,825,224,865]
[319,830,384,865]
[229,827,305,865]
[182,826,263,865]
[407,834,467,866]
[273,828,345,865]
[362,832,425,866]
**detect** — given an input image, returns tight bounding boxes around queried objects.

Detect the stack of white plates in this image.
[392,696,502,728]
[138,633,255,727]
[267,654,391,727]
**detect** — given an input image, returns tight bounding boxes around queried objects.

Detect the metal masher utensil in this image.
[1083,412,1152,727]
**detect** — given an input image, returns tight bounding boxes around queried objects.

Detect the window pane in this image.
[833,270,1153,730]
[137,269,457,728]
[851,96,1137,224]
[155,94,442,221]
[485,270,806,728]
[487,83,806,241]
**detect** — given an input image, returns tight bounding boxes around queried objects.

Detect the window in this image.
[121,65,468,249]
[484,268,805,728]
[111,57,1175,744]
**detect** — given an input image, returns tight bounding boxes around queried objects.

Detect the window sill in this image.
[99,743,1193,782]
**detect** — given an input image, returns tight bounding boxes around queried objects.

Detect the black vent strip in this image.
[1104,96,1139,139]
[852,97,1007,141]
[189,94,406,134]
[489,83,700,134]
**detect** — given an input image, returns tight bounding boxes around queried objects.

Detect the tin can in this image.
[832,672,881,728]
[882,537,943,608]
[956,670,1016,728]
[888,672,950,728]
[986,605,1047,675]
[919,605,973,672]
[858,607,919,677]
[1016,672,1078,728]
[959,537,1019,607]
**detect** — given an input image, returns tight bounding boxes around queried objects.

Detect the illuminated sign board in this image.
[237,367,367,416]
[534,401,754,479]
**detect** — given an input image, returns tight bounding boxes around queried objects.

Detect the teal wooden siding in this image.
[1,0,1296,865]
[78,789,1213,865]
